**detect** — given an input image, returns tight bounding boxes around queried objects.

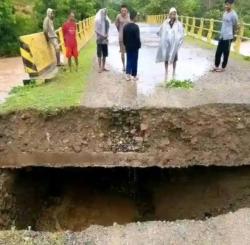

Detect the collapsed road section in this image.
[0,104,250,168]
[1,166,250,231]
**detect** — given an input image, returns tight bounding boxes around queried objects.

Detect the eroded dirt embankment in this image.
[0,208,250,244]
[0,104,250,168]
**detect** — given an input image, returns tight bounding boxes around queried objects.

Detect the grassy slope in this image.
[0,40,95,114]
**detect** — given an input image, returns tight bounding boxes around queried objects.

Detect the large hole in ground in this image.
[2,166,250,231]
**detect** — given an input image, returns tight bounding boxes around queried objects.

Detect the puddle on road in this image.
[108,24,211,95]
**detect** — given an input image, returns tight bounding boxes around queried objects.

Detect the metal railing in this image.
[147,14,250,55]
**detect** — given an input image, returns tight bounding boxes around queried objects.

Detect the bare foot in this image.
[103,68,109,72]
[98,68,102,73]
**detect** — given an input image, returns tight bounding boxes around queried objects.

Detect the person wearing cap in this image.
[43,8,62,66]
[156,7,184,81]
[63,12,78,72]
[213,0,238,72]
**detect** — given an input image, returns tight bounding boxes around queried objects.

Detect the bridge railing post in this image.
[190,17,195,36]
[207,19,214,43]
[198,18,204,40]
[161,15,165,23]
[234,22,245,54]
[180,15,184,24]
[57,28,66,56]
[185,16,189,35]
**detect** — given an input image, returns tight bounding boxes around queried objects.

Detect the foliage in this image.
[0,0,17,56]
[0,0,99,56]
[166,79,194,89]
[0,40,95,113]
[34,0,100,29]
[0,0,250,56]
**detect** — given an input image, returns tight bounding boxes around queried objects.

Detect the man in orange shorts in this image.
[63,12,78,71]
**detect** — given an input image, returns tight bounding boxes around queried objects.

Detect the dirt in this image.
[1,166,250,234]
[82,66,137,108]
[0,105,250,168]
[0,208,250,244]
[0,24,250,244]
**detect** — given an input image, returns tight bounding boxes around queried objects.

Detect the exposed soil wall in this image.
[0,170,16,229]
[0,104,250,168]
[1,166,250,232]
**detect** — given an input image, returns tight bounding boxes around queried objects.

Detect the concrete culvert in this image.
[1,166,250,232]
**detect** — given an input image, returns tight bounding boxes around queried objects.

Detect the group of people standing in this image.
[94,0,238,82]
[95,4,141,81]
[43,0,238,81]
[43,9,79,72]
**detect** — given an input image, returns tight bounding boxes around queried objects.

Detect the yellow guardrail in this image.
[19,16,95,77]
[147,14,250,55]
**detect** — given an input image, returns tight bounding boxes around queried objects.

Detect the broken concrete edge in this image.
[0,103,250,116]
[1,103,250,168]
[1,152,250,169]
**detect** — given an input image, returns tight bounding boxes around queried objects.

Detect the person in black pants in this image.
[213,0,238,72]
[215,39,232,71]
[123,11,141,81]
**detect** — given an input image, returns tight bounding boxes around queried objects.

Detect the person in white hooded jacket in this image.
[156,7,184,81]
[95,9,111,73]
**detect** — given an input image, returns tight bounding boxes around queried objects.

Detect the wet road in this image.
[240,41,250,56]
[1,24,249,108]
[84,23,250,108]
[108,23,211,95]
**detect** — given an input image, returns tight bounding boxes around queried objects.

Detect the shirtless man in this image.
[115,4,130,72]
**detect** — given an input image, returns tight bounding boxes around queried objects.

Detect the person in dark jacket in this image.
[123,11,141,81]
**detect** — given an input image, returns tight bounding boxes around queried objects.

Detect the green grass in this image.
[0,40,95,114]
[166,79,194,89]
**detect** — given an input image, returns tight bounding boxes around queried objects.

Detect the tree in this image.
[35,0,99,29]
[0,0,17,56]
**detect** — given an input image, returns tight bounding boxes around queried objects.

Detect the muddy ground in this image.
[0,208,250,244]
[0,104,250,168]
